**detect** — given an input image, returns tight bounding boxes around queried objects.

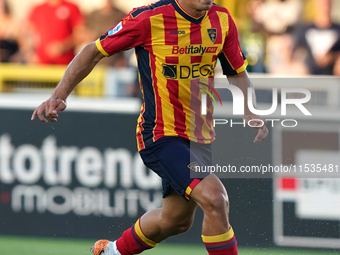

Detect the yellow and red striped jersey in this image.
[95,0,247,151]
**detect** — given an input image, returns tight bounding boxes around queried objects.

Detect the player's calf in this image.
[191,175,238,255]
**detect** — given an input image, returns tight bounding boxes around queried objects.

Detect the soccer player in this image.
[31,0,269,254]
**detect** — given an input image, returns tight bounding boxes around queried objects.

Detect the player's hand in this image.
[31,98,67,123]
[244,114,269,143]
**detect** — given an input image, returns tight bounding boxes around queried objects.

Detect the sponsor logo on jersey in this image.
[207,28,217,43]
[170,30,186,35]
[172,45,217,55]
[162,63,214,79]
[108,22,123,36]
[206,47,218,53]
[162,64,178,79]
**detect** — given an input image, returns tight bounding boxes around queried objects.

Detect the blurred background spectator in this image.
[240,0,340,76]
[251,0,302,35]
[0,0,21,62]
[266,33,308,75]
[246,0,304,74]
[83,0,138,97]
[25,0,84,65]
[293,0,340,75]
[84,0,126,67]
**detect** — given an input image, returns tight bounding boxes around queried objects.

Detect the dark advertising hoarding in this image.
[0,109,163,239]
[2,106,340,249]
[0,107,273,246]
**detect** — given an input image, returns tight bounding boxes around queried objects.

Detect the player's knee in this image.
[200,189,229,215]
[162,217,194,235]
[173,220,193,234]
[174,219,194,234]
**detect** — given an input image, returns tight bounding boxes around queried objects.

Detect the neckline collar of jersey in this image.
[171,0,207,25]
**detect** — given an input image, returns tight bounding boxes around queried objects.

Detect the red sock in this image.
[116,219,158,255]
[202,227,238,255]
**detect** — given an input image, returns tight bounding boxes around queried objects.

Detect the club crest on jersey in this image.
[207,28,217,43]
[108,21,123,36]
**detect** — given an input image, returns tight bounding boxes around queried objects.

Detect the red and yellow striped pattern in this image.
[133,219,158,248]
[202,227,238,255]
[95,0,247,151]
[184,178,201,200]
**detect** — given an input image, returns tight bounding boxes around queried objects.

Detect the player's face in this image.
[178,0,214,17]
[193,0,214,11]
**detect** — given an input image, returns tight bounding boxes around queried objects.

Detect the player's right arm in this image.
[31,8,145,123]
[31,42,105,123]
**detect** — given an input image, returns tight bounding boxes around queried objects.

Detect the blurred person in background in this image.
[84,0,138,98]
[251,0,301,35]
[26,0,84,65]
[246,0,303,73]
[0,0,21,62]
[266,33,308,75]
[84,0,126,67]
[293,0,340,75]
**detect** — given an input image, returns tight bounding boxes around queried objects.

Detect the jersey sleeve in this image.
[95,11,145,57]
[218,13,247,76]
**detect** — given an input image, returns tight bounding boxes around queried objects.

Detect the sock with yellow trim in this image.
[202,227,238,255]
[116,219,158,255]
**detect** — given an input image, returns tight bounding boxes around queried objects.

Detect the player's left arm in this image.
[218,11,268,143]
[227,70,269,143]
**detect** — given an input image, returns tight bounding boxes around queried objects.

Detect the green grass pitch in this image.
[0,236,338,255]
